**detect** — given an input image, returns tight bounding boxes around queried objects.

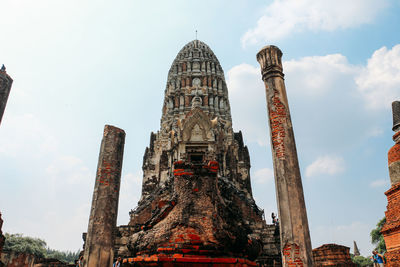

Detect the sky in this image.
[0,0,399,257]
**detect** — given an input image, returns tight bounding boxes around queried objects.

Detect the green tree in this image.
[3,233,46,258]
[351,254,373,267]
[46,248,80,264]
[3,233,80,264]
[370,217,386,253]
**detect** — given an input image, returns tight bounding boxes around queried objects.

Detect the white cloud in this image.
[117,172,143,226]
[227,45,399,157]
[226,63,269,146]
[242,0,388,46]
[305,155,345,178]
[312,222,373,257]
[227,54,359,150]
[253,168,274,184]
[366,127,384,138]
[355,45,400,110]
[284,54,359,96]
[369,179,390,188]
[0,113,58,158]
[46,156,92,185]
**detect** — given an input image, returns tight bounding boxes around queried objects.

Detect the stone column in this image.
[0,212,5,255]
[0,65,13,125]
[257,46,313,266]
[84,125,125,267]
[382,101,400,266]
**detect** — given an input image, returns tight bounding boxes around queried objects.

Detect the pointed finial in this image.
[0,64,5,72]
[195,30,198,40]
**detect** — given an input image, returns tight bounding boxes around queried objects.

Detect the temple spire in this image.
[353,241,360,256]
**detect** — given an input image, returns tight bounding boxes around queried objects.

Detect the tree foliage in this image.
[3,233,46,258]
[370,217,386,253]
[3,233,80,263]
[351,254,373,266]
[351,254,373,267]
[46,248,80,264]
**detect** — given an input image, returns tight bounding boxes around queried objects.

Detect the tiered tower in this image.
[114,40,281,266]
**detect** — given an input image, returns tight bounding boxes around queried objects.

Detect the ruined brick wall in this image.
[312,244,356,267]
[382,182,400,265]
[0,251,73,267]
[0,251,36,267]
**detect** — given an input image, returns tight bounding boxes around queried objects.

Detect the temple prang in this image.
[0,65,13,125]
[105,40,282,266]
[83,125,126,267]
[257,45,313,266]
[382,100,400,266]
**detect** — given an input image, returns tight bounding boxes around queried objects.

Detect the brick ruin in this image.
[382,100,400,266]
[312,244,356,267]
[106,40,281,266]
[0,252,75,267]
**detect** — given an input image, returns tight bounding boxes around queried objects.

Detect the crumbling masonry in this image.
[257,46,313,267]
[84,125,125,267]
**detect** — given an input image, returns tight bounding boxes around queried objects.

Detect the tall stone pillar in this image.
[84,125,125,267]
[0,212,5,255]
[0,65,13,125]
[257,46,313,266]
[382,101,400,266]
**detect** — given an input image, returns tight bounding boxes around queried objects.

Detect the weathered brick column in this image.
[382,101,400,266]
[0,65,13,125]
[257,46,313,266]
[0,212,5,255]
[84,125,125,267]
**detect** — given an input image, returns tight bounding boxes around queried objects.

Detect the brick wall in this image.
[382,182,400,266]
[312,244,356,267]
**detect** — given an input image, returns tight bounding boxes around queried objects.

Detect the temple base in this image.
[123,255,257,267]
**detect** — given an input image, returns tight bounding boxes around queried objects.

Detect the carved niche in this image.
[182,109,214,142]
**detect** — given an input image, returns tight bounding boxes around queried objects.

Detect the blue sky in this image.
[0,0,399,256]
